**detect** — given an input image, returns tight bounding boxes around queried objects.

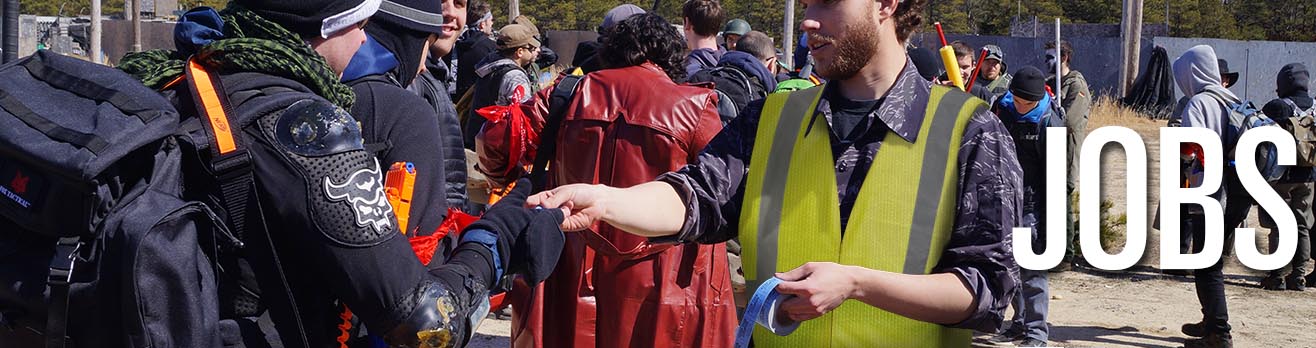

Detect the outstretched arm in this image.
[528,181,686,237]
[527,98,767,243]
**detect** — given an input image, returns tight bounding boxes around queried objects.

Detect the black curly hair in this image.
[601,13,688,82]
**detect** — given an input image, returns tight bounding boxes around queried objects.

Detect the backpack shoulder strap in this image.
[184,59,312,348]
[527,75,584,191]
[714,89,740,124]
[1280,98,1316,119]
[725,66,756,96]
[1199,88,1260,118]
[1198,88,1231,105]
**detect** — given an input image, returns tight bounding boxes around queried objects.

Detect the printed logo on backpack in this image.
[0,161,43,211]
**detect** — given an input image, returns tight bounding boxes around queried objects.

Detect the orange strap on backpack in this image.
[187,59,237,155]
[186,58,314,348]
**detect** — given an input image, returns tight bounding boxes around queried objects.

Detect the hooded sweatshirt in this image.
[993,91,1060,207]
[362,21,430,87]
[1263,63,1315,118]
[685,47,724,78]
[455,29,498,98]
[1264,63,1316,181]
[1173,45,1237,140]
[344,32,455,233]
[1173,45,1239,201]
[719,50,778,93]
[473,53,532,106]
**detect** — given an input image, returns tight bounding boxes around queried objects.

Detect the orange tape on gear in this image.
[335,306,354,348]
[187,60,237,154]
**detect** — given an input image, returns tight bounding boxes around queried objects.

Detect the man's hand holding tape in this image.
[773,262,975,324]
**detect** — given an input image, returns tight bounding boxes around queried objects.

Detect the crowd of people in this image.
[1161,46,1316,348]
[7,0,1309,346]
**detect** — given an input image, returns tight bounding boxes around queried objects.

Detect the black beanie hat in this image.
[907,47,941,81]
[1010,66,1047,102]
[238,0,381,38]
[1277,63,1310,98]
[375,0,443,34]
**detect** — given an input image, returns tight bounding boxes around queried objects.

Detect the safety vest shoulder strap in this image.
[841,85,984,275]
[740,86,825,285]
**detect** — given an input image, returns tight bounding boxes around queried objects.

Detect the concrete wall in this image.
[1153,37,1316,104]
[1010,20,1168,39]
[101,20,174,65]
[544,30,598,69]
[912,33,1131,98]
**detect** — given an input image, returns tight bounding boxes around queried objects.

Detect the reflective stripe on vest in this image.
[740,85,984,347]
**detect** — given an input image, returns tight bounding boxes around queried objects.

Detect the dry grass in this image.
[1088,96,1164,136]
[1077,97,1170,257]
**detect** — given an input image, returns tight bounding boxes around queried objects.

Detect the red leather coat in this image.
[477,63,735,348]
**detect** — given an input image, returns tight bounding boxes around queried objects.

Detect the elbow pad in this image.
[384,267,491,347]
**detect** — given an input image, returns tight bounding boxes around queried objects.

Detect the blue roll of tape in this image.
[733,277,801,348]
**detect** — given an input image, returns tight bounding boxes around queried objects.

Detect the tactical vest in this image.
[739,85,984,347]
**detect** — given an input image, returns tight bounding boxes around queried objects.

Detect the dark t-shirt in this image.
[827,90,881,144]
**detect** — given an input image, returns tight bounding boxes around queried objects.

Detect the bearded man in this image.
[525,0,1022,346]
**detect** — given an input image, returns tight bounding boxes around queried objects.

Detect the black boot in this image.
[1181,321,1207,338]
[1260,274,1285,291]
[1287,274,1307,291]
[1184,332,1232,348]
[1163,269,1193,277]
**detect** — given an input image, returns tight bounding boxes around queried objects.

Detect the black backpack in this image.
[0,51,308,347]
[687,65,767,125]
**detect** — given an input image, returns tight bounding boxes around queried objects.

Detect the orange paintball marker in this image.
[384,162,417,235]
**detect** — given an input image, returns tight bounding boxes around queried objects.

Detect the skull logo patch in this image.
[324,160,394,232]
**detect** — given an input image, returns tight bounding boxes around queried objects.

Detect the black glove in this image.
[462,178,565,288]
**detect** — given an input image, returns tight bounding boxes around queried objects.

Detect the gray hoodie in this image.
[1172,45,1239,139]
[1173,45,1246,203]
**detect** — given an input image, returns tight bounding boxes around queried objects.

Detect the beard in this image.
[810,19,880,81]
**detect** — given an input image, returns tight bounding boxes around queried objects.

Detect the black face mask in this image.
[365,21,432,87]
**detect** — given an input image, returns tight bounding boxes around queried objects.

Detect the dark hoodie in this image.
[343,29,453,233]
[685,47,724,79]
[720,51,777,92]
[1263,63,1315,117]
[1264,63,1316,181]
[687,51,774,124]
[363,21,429,87]
[455,29,498,98]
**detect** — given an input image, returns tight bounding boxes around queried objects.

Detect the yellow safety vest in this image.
[739,84,984,347]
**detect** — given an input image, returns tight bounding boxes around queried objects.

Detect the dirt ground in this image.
[970,99,1316,347]
[467,100,1316,347]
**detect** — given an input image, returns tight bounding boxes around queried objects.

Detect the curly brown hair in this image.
[894,0,926,43]
[601,13,688,82]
